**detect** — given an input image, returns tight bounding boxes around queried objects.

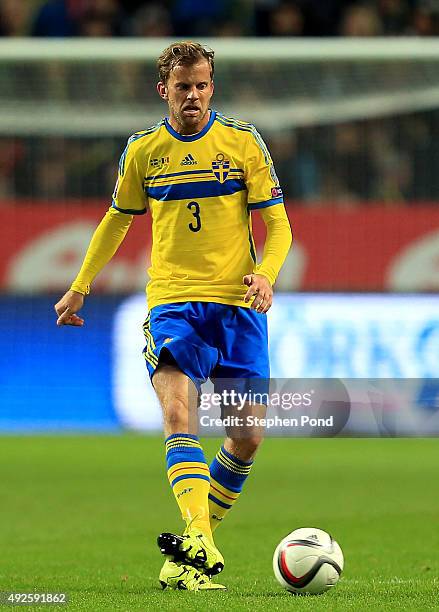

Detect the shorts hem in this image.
[148,296,251,310]
[147,345,205,393]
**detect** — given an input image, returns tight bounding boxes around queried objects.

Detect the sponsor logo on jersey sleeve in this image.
[271,186,283,198]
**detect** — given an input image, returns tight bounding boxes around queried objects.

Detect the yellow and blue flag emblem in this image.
[212,153,230,183]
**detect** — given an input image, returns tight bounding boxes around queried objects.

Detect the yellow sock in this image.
[208,446,253,532]
[165,434,212,538]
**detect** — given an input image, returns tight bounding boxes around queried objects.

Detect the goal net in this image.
[2,38,439,135]
[1,37,439,202]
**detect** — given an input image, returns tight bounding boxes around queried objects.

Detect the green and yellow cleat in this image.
[157,528,224,576]
[159,559,226,591]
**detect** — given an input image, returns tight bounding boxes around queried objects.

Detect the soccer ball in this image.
[273,527,344,595]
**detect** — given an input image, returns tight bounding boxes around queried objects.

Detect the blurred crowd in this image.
[2,0,439,38]
[2,109,439,204]
[272,112,439,204]
[2,0,439,204]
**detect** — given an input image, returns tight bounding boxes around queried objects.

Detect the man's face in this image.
[157,60,214,134]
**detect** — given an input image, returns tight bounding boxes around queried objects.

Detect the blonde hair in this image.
[157,41,215,83]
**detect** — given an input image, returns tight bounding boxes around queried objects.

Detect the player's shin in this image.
[208,446,253,532]
[165,434,212,538]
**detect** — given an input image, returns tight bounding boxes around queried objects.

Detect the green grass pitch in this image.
[1,436,438,611]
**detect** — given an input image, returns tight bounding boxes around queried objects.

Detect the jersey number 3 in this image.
[187,201,201,232]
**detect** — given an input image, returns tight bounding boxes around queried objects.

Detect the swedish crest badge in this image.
[212,153,230,183]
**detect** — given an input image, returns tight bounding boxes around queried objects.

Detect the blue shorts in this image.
[142,302,269,392]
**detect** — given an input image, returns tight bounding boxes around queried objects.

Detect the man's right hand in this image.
[54,290,85,327]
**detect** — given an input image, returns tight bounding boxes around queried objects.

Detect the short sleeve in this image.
[245,127,284,211]
[112,137,147,215]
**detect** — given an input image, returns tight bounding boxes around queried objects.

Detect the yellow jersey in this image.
[112,110,284,309]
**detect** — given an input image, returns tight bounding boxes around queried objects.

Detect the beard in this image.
[169,101,209,133]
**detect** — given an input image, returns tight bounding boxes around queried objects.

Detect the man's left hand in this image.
[243,273,273,313]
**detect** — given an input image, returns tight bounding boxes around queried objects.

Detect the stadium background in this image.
[2,1,439,433]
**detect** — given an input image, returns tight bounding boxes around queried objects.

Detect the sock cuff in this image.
[166,433,199,443]
[165,434,201,452]
[165,434,206,469]
[218,446,253,472]
[209,447,253,493]
[220,446,253,466]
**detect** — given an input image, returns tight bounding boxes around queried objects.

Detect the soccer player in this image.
[54,41,292,591]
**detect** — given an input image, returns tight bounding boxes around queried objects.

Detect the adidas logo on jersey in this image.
[180,153,197,166]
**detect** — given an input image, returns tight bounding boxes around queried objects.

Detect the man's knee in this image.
[242,434,264,457]
[164,394,190,430]
[226,435,263,462]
